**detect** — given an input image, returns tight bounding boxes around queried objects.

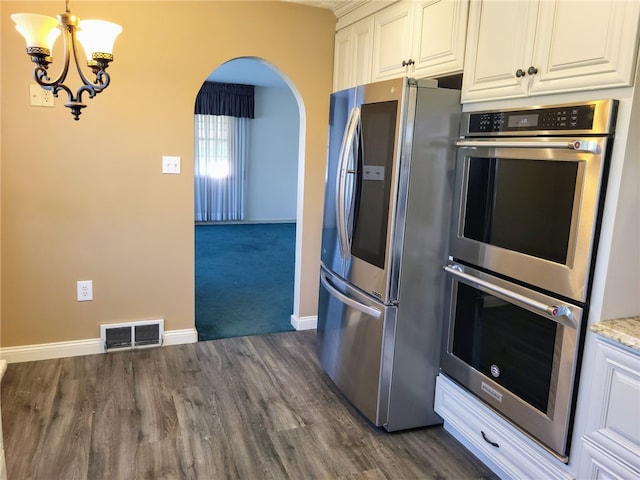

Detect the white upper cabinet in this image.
[410,0,470,78]
[371,1,414,81]
[371,0,469,82]
[352,18,375,88]
[332,0,468,89]
[333,28,353,92]
[462,0,640,103]
[461,0,538,101]
[333,16,374,92]
[530,1,640,95]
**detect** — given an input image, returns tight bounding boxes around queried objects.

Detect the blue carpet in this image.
[195,223,296,341]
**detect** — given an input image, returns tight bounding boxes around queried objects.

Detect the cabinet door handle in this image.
[481,430,500,448]
[402,59,415,67]
[515,68,526,78]
[527,66,538,75]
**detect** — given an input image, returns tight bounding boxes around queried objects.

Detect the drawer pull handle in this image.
[481,431,499,448]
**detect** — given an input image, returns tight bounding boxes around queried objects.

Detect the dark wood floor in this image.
[1,331,498,480]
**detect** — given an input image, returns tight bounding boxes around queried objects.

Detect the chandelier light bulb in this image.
[11,13,61,53]
[77,20,122,63]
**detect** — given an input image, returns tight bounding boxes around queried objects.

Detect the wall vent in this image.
[100,319,164,353]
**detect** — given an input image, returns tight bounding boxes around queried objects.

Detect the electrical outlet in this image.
[41,89,55,107]
[77,280,93,302]
[29,84,55,107]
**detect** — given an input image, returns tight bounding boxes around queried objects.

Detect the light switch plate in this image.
[162,155,181,174]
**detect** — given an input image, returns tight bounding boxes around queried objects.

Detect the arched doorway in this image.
[194,57,304,341]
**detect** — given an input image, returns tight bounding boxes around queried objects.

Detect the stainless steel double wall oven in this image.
[440,100,618,460]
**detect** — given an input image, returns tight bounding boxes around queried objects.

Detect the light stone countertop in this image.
[590,316,640,352]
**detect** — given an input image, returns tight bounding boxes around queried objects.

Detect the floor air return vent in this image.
[100,319,164,352]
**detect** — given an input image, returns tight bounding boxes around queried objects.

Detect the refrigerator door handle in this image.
[336,106,360,259]
[320,270,382,319]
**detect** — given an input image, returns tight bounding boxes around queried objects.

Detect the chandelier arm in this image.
[31,24,73,91]
[69,27,107,99]
[76,70,111,100]
[95,70,111,89]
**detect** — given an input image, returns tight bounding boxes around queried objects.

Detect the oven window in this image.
[463,157,578,264]
[452,283,557,413]
[351,101,397,269]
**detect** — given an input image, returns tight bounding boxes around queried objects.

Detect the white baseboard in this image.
[0,328,198,364]
[163,328,198,346]
[290,314,317,331]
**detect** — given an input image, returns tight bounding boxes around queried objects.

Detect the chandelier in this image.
[12,1,122,121]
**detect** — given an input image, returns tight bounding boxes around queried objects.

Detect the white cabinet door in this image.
[461,0,539,102]
[333,17,374,91]
[530,0,640,95]
[343,0,468,86]
[578,338,640,479]
[411,0,469,78]
[351,17,374,87]
[333,27,353,92]
[0,386,5,480]
[462,0,640,103]
[371,1,414,81]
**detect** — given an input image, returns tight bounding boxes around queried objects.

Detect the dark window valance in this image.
[195,81,255,118]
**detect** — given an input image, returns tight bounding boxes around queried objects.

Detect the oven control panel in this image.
[468,104,596,133]
[461,100,619,137]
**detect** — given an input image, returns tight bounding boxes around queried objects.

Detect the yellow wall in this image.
[0,1,336,347]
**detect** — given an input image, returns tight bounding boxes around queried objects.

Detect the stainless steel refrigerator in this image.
[317,77,461,431]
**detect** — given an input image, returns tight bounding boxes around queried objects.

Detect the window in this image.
[194,115,248,222]
[193,81,254,222]
[196,115,232,179]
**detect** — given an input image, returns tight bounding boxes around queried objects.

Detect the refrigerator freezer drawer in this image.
[317,268,397,427]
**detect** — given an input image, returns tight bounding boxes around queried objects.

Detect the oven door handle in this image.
[455,139,600,153]
[444,265,578,328]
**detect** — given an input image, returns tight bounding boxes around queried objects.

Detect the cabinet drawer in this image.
[580,429,640,479]
[435,374,573,480]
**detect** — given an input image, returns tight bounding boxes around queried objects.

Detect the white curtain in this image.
[194,114,248,221]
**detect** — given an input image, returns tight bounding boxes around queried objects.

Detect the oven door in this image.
[440,262,584,459]
[450,136,610,302]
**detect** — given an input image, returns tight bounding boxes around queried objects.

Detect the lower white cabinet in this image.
[577,337,640,479]
[434,374,574,480]
[580,431,640,480]
[0,361,6,480]
[0,425,5,480]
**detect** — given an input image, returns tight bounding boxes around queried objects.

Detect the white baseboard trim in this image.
[290,314,317,331]
[0,338,101,364]
[164,328,198,346]
[0,328,198,364]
